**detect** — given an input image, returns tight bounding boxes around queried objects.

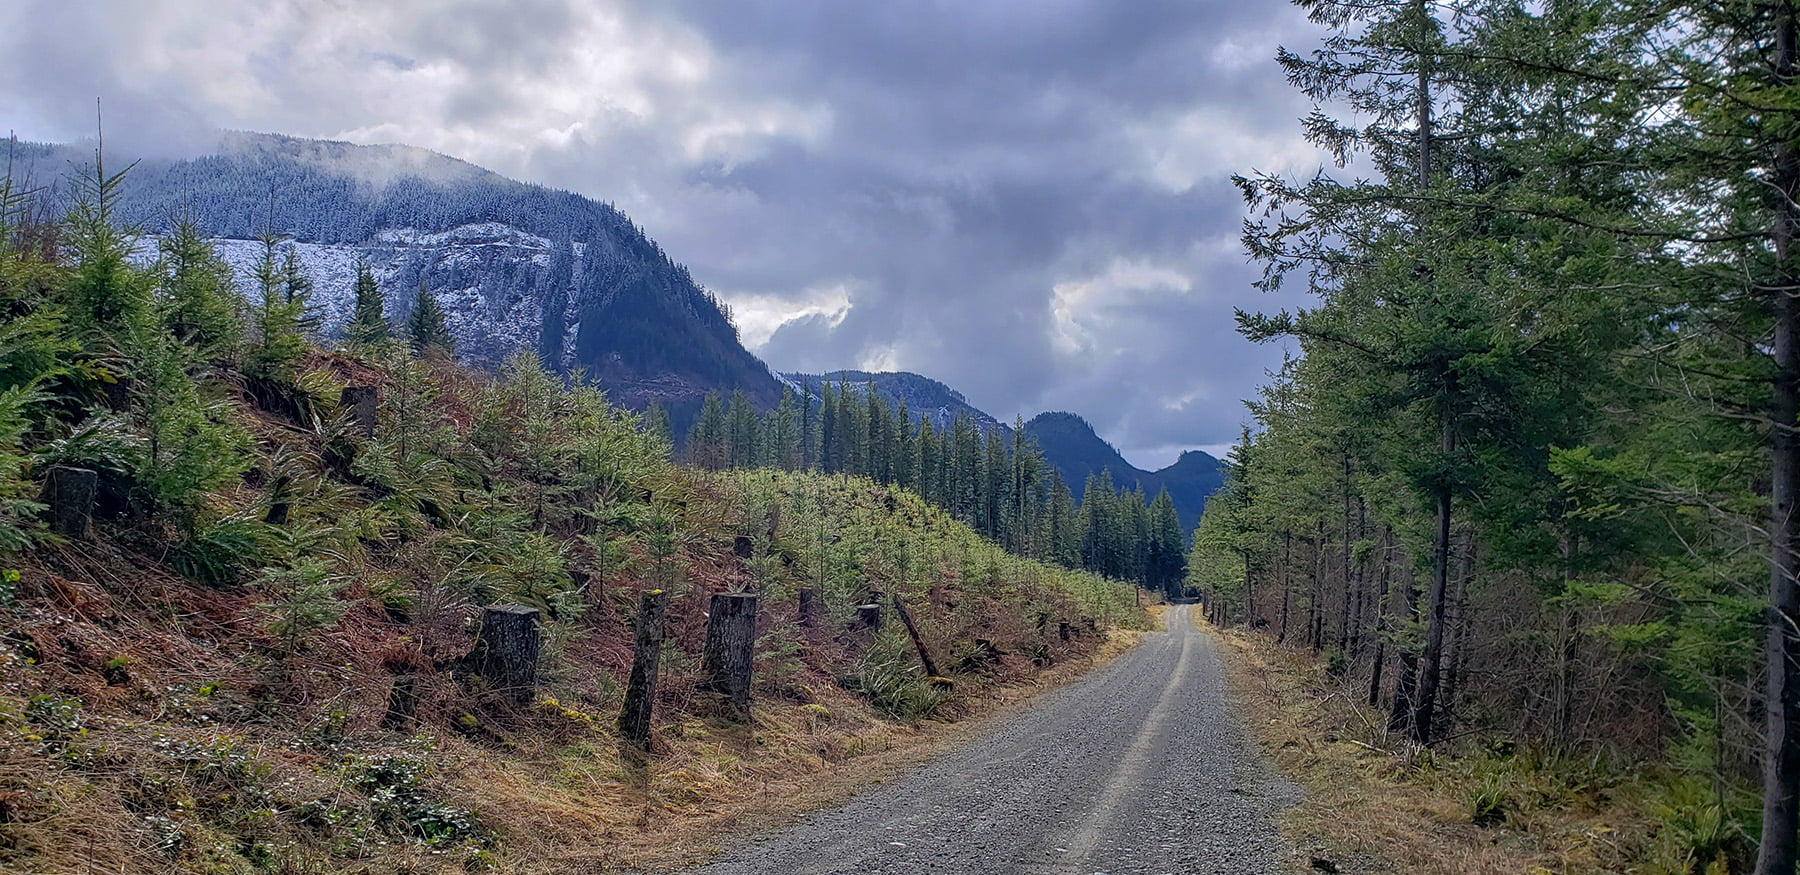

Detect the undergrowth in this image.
[1215,623,1753,874]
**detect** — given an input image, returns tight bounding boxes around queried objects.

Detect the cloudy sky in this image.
[1,0,1323,465]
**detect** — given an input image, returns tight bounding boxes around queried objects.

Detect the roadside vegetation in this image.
[0,154,1143,873]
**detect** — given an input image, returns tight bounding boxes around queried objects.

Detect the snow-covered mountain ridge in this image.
[20,131,779,419]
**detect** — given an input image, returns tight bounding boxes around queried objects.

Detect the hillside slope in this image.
[11,132,781,414]
[0,350,1142,874]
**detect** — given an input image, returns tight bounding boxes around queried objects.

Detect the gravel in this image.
[687,603,1299,874]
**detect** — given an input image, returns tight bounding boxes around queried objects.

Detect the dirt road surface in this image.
[687,603,1296,874]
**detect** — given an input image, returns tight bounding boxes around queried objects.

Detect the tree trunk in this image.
[1556,537,1581,745]
[1761,5,1800,872]
[702,592,760,721]
[1310,520,1326,651]
[1389,559,1421,733]
[1338,454,1357,653]
[1278,531,1292,644]
[1401,0,1452,745]
[43,466,97,539]
[619,589,669,751]
[473,605,540,708]
[1368,526,1392,708]
[1243,551,1256,629]
[1439,530,1475,735]
[1347,496,1368,656]
[890,592,941,677]
[1409,445,1455,742]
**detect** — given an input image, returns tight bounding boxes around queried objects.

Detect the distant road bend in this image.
[691,603,1296,875]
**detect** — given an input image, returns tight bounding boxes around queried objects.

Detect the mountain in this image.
[11,131,781,418]
[782,369,1005,434]
[1023,412,1226,534]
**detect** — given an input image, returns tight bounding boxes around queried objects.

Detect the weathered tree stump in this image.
[340,385,379,438]
[619,589,669,751]
[43,466,98,539]
[473,605,540,708]
[701,592,759,721]
[798,588,816,628]
[382,676,418,730]
[890,592,940,677]
[855,603,883,630]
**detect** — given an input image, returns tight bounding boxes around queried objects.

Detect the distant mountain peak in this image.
[1021,411,1224,534]
[783,369,998,433]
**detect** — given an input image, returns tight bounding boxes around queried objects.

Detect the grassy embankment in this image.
[1208,612,1738,874]
[0,349,1145,875]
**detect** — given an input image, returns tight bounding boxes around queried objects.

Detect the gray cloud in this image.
[0,0,1321,466]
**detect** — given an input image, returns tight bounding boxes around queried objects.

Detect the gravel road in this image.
[688,603,1298,875]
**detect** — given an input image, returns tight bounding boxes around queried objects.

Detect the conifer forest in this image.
[1182,1,1800,872]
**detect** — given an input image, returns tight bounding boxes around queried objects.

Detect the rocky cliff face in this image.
[20,131,780,414]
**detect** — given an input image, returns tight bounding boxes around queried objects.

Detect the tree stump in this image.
[798,588,816,628]
[855,603,883,631]
[619,589,668,751]
[340,385,379,438]
[43,466,97,539]
[473,605,540,708]
[701,593,759,721]
[382,676,418,731]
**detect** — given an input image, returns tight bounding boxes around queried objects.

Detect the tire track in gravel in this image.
[685,604,1299,875]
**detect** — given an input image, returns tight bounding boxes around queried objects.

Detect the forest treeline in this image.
[1185,1,1800,871]
[661,384,1189,598]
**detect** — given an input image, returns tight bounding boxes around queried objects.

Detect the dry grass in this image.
[480,625,1150,872]
[1208,616,1665,875]
[0,537,1150,875]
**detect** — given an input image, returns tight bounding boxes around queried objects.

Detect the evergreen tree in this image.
[1146,490,1186,598]
[157,215,241,357]
[686,392,729,471]
[916,419,940,505]
[799,379,816,470]
[245,233,308,384]
[280,245,313,306]
[770,387,801,471]
[819,382,838,473]
[641,401,673,454]
[406,276,454,353]
[726,389,760,468]
[344,262,390,347]
[61,150,151,334]
[894,399,917,492]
